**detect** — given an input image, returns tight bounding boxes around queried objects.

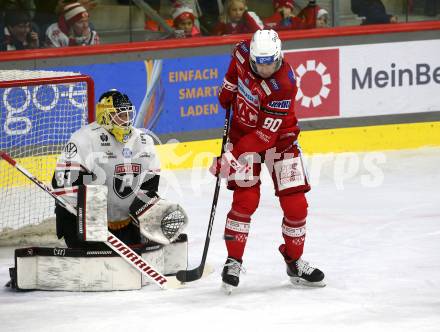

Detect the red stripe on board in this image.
[1,21,439,62]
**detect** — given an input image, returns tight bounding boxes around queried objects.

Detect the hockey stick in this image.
[176,107,231,282]
[0,151,176,289]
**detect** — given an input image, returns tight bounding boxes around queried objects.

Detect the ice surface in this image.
[1,148,439,332]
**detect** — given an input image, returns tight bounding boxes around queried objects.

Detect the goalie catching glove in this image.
[129,192,188,245]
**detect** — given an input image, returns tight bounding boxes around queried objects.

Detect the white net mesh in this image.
[0,70,82,81]
[0,70,92,246]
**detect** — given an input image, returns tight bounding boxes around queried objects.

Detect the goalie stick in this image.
[0,151,177,289]
[176,107,231,283]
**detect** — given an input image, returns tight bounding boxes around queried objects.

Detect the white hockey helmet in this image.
[249,29,283,74]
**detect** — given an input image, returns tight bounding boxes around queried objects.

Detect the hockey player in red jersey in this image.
[212,29,325,293]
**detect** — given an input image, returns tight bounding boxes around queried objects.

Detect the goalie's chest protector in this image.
[79,124,160,222]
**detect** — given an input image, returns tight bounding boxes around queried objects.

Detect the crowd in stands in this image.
[351,0,398,24]
[0,0,420,51]
[1,0,98,50]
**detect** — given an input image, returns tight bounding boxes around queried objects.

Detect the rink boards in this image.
[2,120,439,182]
[1,26,439,175]
[155,120,440,169]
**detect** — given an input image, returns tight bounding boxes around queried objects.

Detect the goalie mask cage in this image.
[0,70,94,246]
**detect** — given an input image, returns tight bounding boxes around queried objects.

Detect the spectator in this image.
[45,2,99,47]
[198,0,225,34]
[33,0,63,32]
[0,0,36,18]
[297,0,321,28]
[117,0,160,12]
[351,0,398,24]
[265,0,306,31]
[316,8,329,28]
[1,9,40,51]
[172,6,201,37]
[1,0,36,27]
[212,0,263,36]
[34,0,96,33]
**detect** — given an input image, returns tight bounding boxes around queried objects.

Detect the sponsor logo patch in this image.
[100,133,111,146]
[64,142,77,159]
[238,78,259,106]
[260,81,271,96]
[256,55,275,64]
[268,100,291,109]
[122,148,132,158]
[235,50,245,64]
[240,43,249,53]
[113,163,141,199]
[270,79,279,90]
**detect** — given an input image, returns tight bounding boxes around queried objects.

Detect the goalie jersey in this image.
[52,122,160,223]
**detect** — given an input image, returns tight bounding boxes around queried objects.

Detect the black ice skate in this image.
[221,257,243,294]
[279,244,326,287]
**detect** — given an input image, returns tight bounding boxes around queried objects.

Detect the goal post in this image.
[0,70,95,245]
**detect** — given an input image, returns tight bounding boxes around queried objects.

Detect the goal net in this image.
[0,70,94,246]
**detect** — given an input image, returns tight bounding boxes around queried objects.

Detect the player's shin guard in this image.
[281,217,306,260]
[224,210,251,261]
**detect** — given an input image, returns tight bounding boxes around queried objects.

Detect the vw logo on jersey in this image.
[113,163,141,199]
[122,148,132,158]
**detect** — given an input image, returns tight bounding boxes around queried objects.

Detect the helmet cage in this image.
[108,105,136,128]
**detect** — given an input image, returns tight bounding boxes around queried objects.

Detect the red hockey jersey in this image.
[218,40,300,158]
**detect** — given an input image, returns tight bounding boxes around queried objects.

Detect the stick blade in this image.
[176,264,214,283]
[176,267,203,283]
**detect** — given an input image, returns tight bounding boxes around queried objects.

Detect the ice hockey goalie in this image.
[8,90,189,291]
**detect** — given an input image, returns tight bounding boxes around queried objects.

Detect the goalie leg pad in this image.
[140,234,188,285]
[130,195,188,245]
[12,247,141,291]
[10,236,188,291]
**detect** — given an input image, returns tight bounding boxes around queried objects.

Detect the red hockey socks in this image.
[281,217,306,260]
[279,193,308,260]
[224,209,251,260]
[224,187,260,260]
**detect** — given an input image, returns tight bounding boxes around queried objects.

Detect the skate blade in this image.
[221,282,236,295]
[289,277,326,288]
